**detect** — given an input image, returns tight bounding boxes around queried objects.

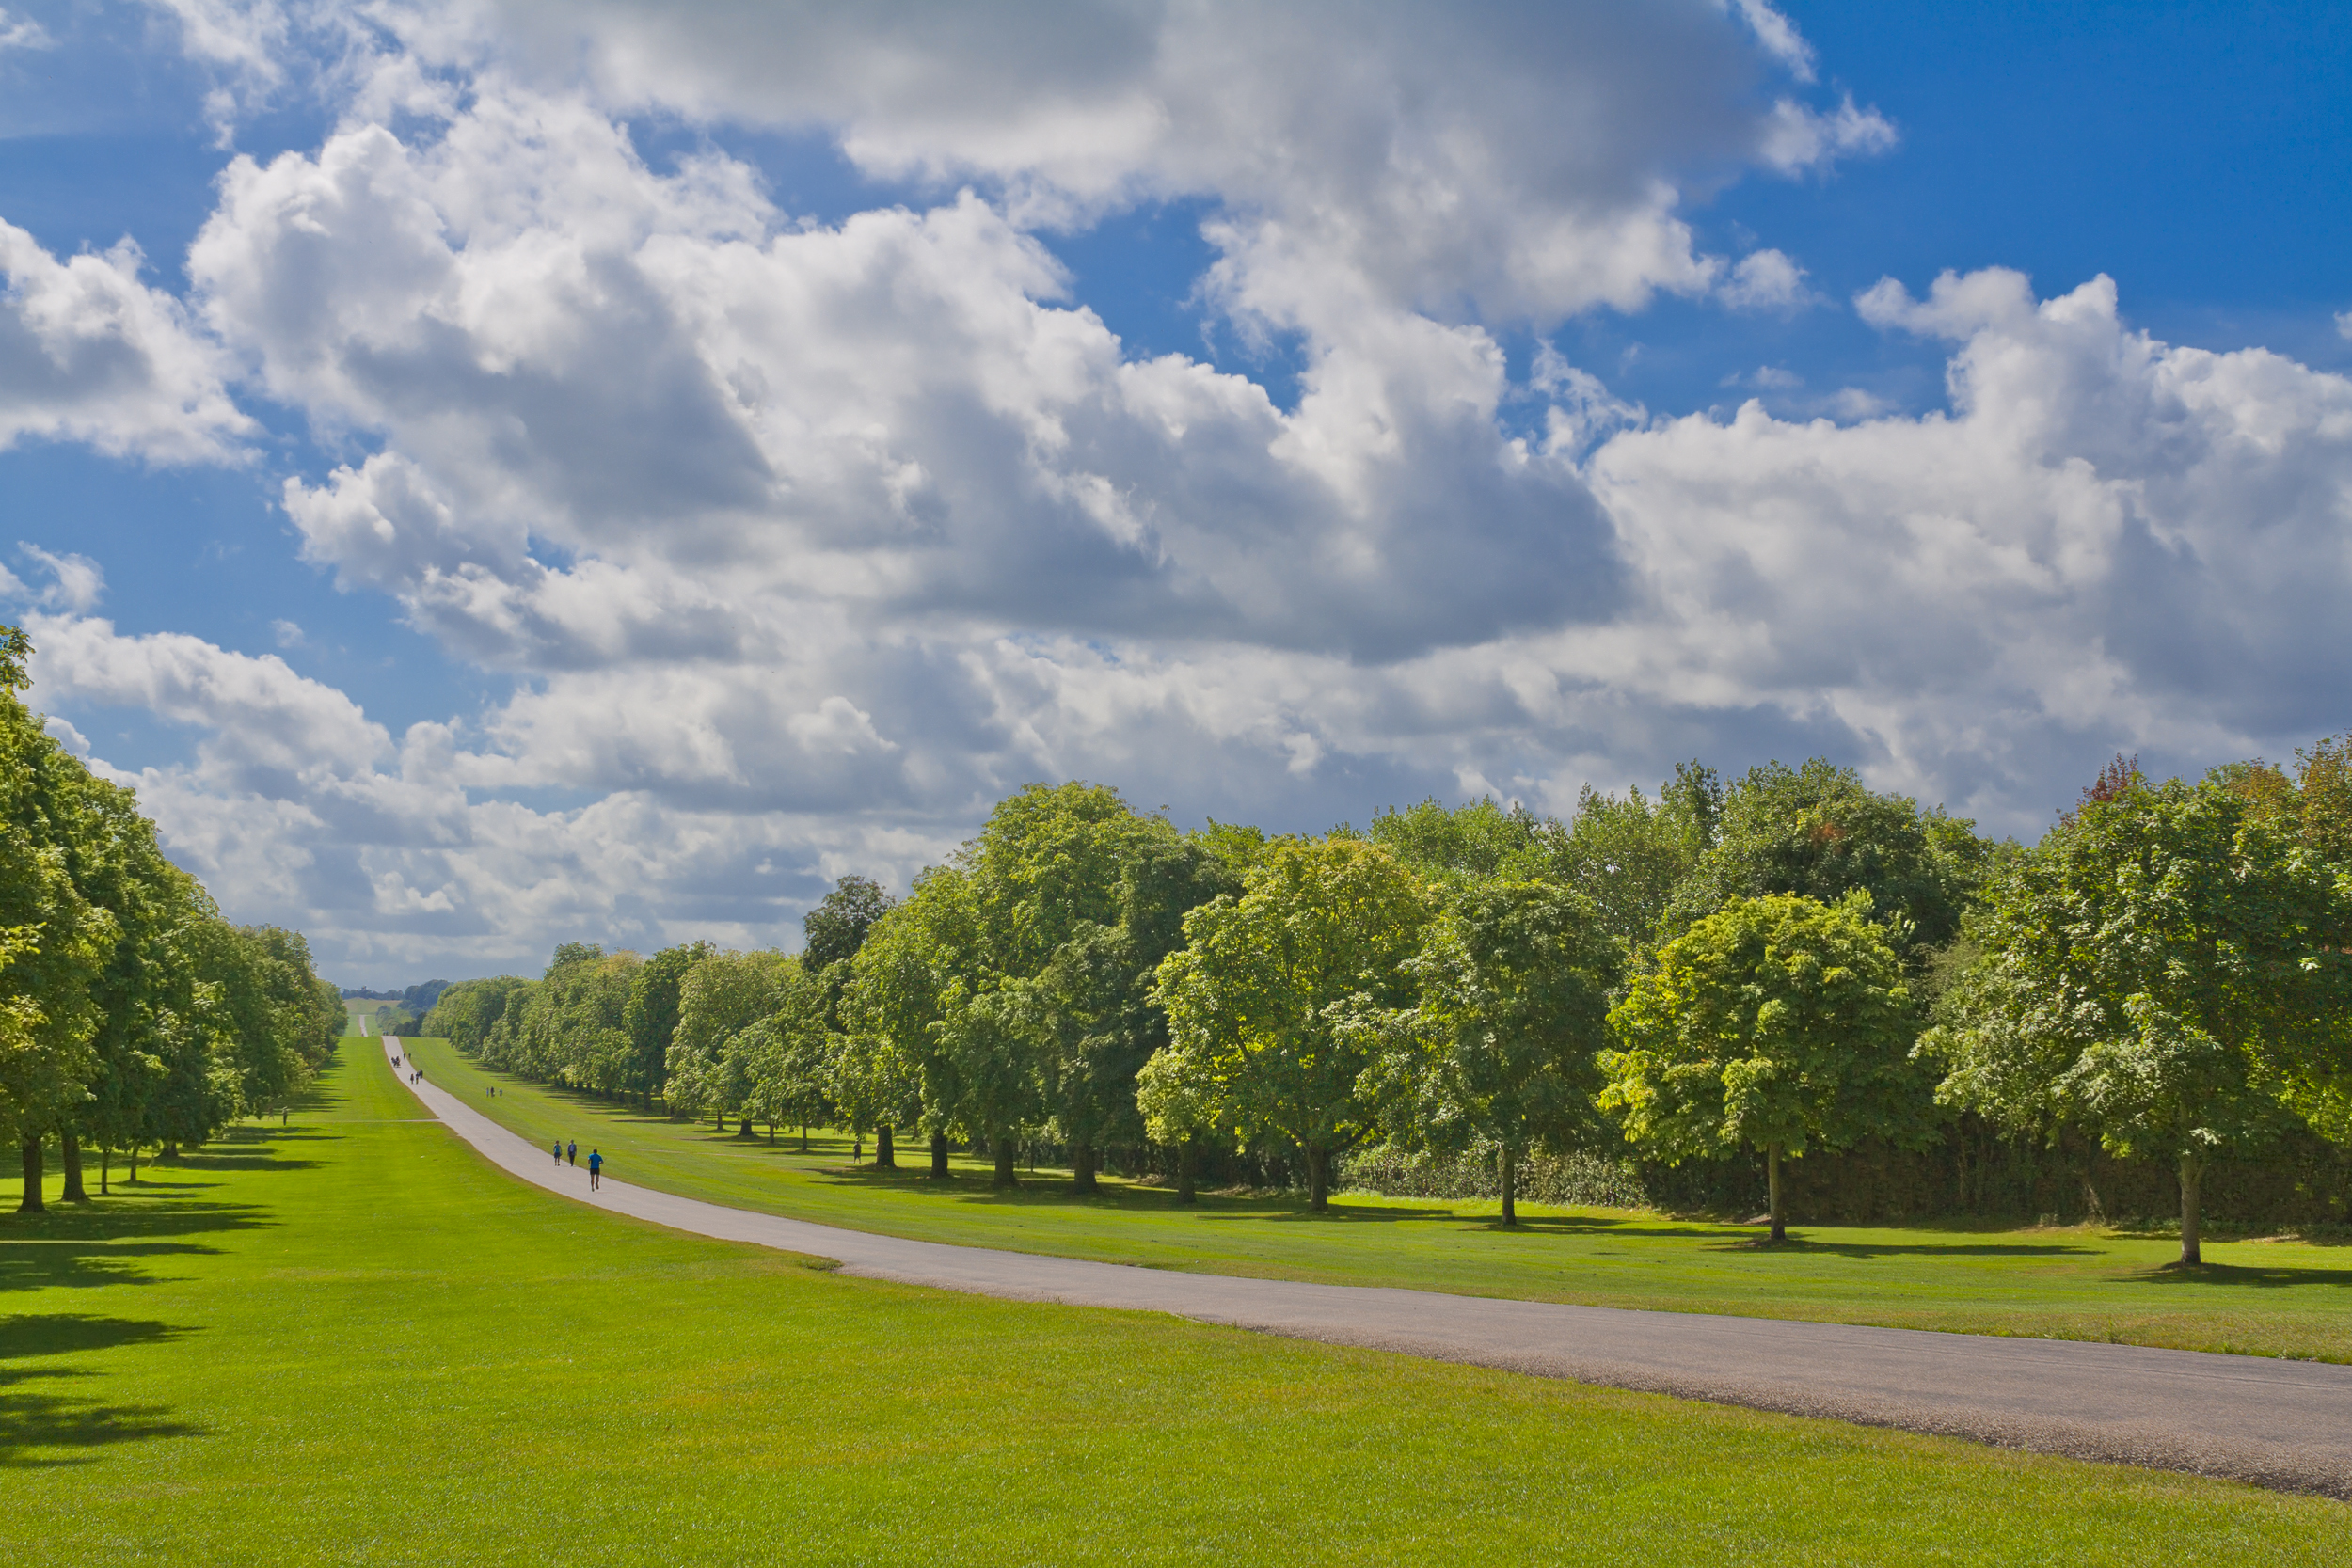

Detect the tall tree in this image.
[1552,761,1722,949]
[1386,879,1621,1225]
[669,950,790,1132]
[624,942,713,1109]
[1151,837,1434,1211]
[1662,759,1981,952]
[1923,776,2348,1264]
[1603,892,1928,1242]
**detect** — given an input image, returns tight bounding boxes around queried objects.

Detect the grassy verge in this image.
[1,1041,2344,1563]
[401,1034,2352,1362]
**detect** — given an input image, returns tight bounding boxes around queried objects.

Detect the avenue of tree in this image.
[0,626,342,1210]
[430,748,2352,1264]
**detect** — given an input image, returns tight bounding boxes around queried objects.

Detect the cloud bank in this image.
[7,1,2346,976]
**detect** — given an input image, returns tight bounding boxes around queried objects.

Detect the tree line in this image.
[429,747,2352,1264]
[0,626,342,1211]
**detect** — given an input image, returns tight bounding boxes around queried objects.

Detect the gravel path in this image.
[381,1037,2352,1498]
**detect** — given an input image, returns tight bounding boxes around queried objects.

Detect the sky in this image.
[1,1,2348,987]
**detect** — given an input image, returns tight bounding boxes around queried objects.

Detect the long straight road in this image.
[380,1037,2352,1498]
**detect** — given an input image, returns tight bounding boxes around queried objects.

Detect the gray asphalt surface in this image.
[380,1037,2352,1498]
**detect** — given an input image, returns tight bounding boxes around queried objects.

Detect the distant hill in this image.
[339,979,452,1013]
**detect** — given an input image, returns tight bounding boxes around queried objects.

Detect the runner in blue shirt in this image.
[587,1148,603,1191]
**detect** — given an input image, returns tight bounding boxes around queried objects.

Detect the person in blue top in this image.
[587,1148,603,1191]
[551,1139,562,1166]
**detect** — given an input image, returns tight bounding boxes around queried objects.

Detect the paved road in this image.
[379,1037,2352,1498]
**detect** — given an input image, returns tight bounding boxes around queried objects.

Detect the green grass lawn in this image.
[400,1034,2352,1363]
[2,1042,2344,1564]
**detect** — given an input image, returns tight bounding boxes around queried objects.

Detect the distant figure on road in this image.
[552,1139,562,1166]
[566,1140,577,1167]
[588,1148,602,1190]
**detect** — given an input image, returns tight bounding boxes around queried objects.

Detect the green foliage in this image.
[1368,796,1549,886]
[622,941,712,1101]
[1150,836,1435,1209]
[1551,761,1722,947]
[1663,759,1981,951]
[1922,777,2350,1261]
[1604,892,1927,1238]
[1384,879,1621,1222]
[667,949,791,1121]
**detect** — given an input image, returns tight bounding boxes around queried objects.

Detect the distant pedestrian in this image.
[552,1139,562,1166]
[566,1140,577,1167]
[588,1148,602,1191]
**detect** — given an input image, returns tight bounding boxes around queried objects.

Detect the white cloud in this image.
[16,6,2334,981]
[15,544,105,611]
[1720,248,1813,311]
[0,222,252,461]
[1727,0,1816,83]
[2335,309,2351,341]
[0,8,53,53]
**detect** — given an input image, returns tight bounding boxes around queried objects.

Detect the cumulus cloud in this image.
[1719,249,1813,311]
[14,5,2339,979]
[0,222,251,460]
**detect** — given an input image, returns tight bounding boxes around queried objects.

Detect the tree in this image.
[1150,837,1434,1211]
[842,867,973,1176]
[1552,762,1721,949]
[1923,777,2348,1264]
[1032,830,1238,1193]
[0,628,118,1209]
[804,876,896,972]
[734,963,834,1148]
[1369,797,1549,887]
[1387,879,1621,1225]
[1603,892,1928,1243]
[624,942,712,1109]
[1662,760,1980,953]
[669,950,790,1132]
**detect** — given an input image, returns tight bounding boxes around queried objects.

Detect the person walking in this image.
[552,1139,562,1166]
[566,1140,577,1167]
[587,1148,603,1191]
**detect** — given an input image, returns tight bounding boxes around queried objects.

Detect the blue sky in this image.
[2,1,2348,983]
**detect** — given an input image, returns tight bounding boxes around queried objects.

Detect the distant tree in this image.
[1604,892,1928,1243]
[1662,759,1981,952]
[669,951,791,1133]
[624,942,713,1109]
[1151,837,1434,1211]
[1553,761,1722,948]
[1924,776,2349,1264]
[803,876,896,973]
[1369,797,1549,887]
[1384,879,1621,1225]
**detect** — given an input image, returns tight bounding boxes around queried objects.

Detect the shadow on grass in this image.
[1704,1236,2106,1259]
[0,1315,204,1467]
[0,1195,269,1292]
[2123,1260,2352,1289]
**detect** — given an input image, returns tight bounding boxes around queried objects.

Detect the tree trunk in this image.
[128,1145,138,1183]
[852,1135,862,1163]
[2179,1152,2204,1266]
[993,1134,1018,1189]
[1767,1143,1786,1243]
[1499,1145,1518,1227]
[768,1122,775,1144]
[802,1123,810,1155]
[18,1137,42,1213]
[930,1130,951,1180]
[100,1145,110,1196]
[1072,1143,1098,1195]
[1306,1144,1329,1212]
[875,1125,896,1169]
[60,1132,87,1204]
[1176,1136,1198,1205]
[738,1115,755,1138]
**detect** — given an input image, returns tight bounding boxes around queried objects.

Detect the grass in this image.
[0,1042,2344,1563]
[400,1034,2352,1363]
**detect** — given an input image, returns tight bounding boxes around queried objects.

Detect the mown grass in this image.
[400,1034,2352,1363]
[0,1043,2344,1563]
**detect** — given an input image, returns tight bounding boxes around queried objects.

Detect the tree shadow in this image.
[0,1197,268,1293]
[1697,1235,2105,1259]
[0,1315,204,1466]
[2122,1260,2352,1289]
